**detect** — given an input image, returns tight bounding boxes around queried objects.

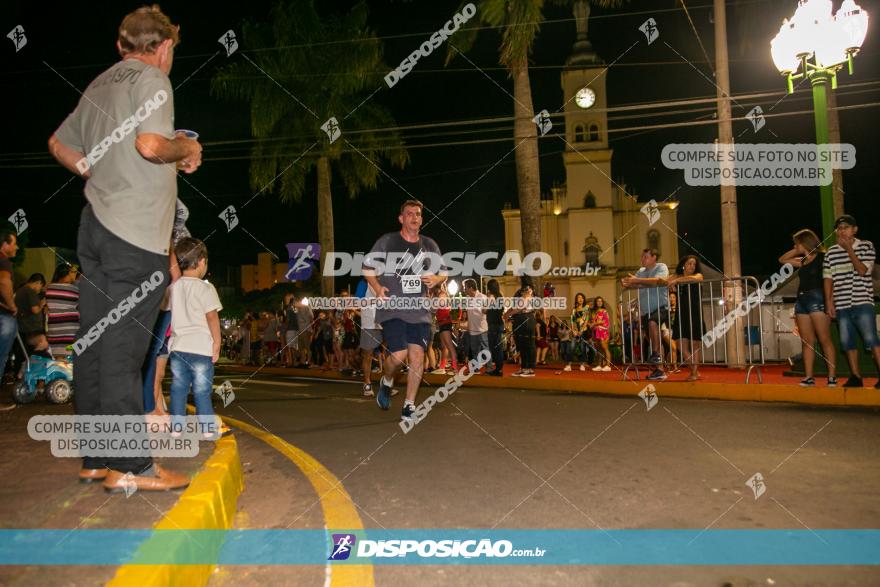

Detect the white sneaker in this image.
[601,365,611,372]
[511,370,524,377]
[563,365,572,372]
[592,365,603,371]
[579,364,586,372]
[390,388,400,396]
[431,367,447,375]
[363,384,375,397]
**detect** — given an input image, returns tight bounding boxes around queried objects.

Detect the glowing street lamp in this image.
[770,0,869,237]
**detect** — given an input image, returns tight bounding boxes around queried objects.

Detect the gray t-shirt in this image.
[635,263,670,315]
[364,231,443,325]
[55,59,176,255]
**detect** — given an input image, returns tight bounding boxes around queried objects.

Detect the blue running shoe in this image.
[376,379,392,410]
[401,402,416,422]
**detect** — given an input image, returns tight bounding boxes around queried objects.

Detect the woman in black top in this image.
[779,228,836,387]
[668,255,706,381]
[486,279,505,376]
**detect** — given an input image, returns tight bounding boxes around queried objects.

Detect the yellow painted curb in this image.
[217,364,880,408]
[108,434,244,587]
[220,413,374,587]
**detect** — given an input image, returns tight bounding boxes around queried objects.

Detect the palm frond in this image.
[211,0,409,203]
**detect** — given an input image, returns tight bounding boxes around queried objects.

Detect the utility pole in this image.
[714,0,744,368]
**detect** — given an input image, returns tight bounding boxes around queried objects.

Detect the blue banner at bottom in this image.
[1,529,878,565]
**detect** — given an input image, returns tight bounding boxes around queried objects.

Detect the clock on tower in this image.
[575,86,596,109]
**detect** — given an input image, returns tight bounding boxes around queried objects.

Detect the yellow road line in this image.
[221,413,374,587]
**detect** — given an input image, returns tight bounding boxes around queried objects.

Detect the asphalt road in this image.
[209,368,880,587]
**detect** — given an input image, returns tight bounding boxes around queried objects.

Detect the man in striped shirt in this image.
[823,214,880,388]
[46,264,80,359]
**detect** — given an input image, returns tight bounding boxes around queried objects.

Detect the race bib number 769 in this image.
[401,276,422,294]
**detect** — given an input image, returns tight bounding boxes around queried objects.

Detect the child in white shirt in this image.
[168,237,226,438]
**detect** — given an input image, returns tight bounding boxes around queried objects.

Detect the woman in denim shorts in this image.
[779,229,837,387]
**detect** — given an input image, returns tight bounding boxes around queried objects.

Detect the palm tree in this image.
[447,0,622,259]
[213,1,408,296]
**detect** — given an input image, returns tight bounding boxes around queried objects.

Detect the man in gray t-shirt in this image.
[363,200,446,422]
[48,6,200,491]
[622,248,670,381]
[365,231,443,326]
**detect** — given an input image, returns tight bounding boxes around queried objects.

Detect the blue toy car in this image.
[12,337,74,404]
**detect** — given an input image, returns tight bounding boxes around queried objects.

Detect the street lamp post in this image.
[771,0,869,238]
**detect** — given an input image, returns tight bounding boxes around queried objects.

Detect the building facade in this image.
[240,252,289,293]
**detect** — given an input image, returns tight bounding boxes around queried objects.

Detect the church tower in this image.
[500,0,678,314]
[558,0,616,273]
[561,1,613,211]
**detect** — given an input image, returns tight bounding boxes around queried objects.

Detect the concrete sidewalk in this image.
[0,384,243,586]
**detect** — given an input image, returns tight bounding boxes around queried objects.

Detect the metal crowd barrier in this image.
[618,277,769,383]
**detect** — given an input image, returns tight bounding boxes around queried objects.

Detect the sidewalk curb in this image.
[216,365,880,408]
[107,434,244,587]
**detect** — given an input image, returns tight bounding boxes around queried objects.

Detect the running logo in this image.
[7,25,26,52]
[533,109,552,137]
[219,205,239,232]
[745,472,766,500]
[219,30,238,56]
[747,106,766,133]
[285,243,321,280]
[214,380,235,408]
[638,384,658,411]
[639,18,659,45]
[640,199,660,226]
[121,472,138,498]
[8,209,27,234]
[329,534,356,560]
[321,117,341,143]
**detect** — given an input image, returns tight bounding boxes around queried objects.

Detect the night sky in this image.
[4,0,878,290]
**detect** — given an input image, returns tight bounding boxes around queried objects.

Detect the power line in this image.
[145,79,880,150]
[4,100,877,169]
[194,84,880,155]
[2,83,877,166]
[6,79,877,162]
[678,0,716,77]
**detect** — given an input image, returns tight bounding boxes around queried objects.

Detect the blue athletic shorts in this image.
[381,319,431,353]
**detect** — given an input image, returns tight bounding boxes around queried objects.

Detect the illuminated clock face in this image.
[575,87,596,109]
